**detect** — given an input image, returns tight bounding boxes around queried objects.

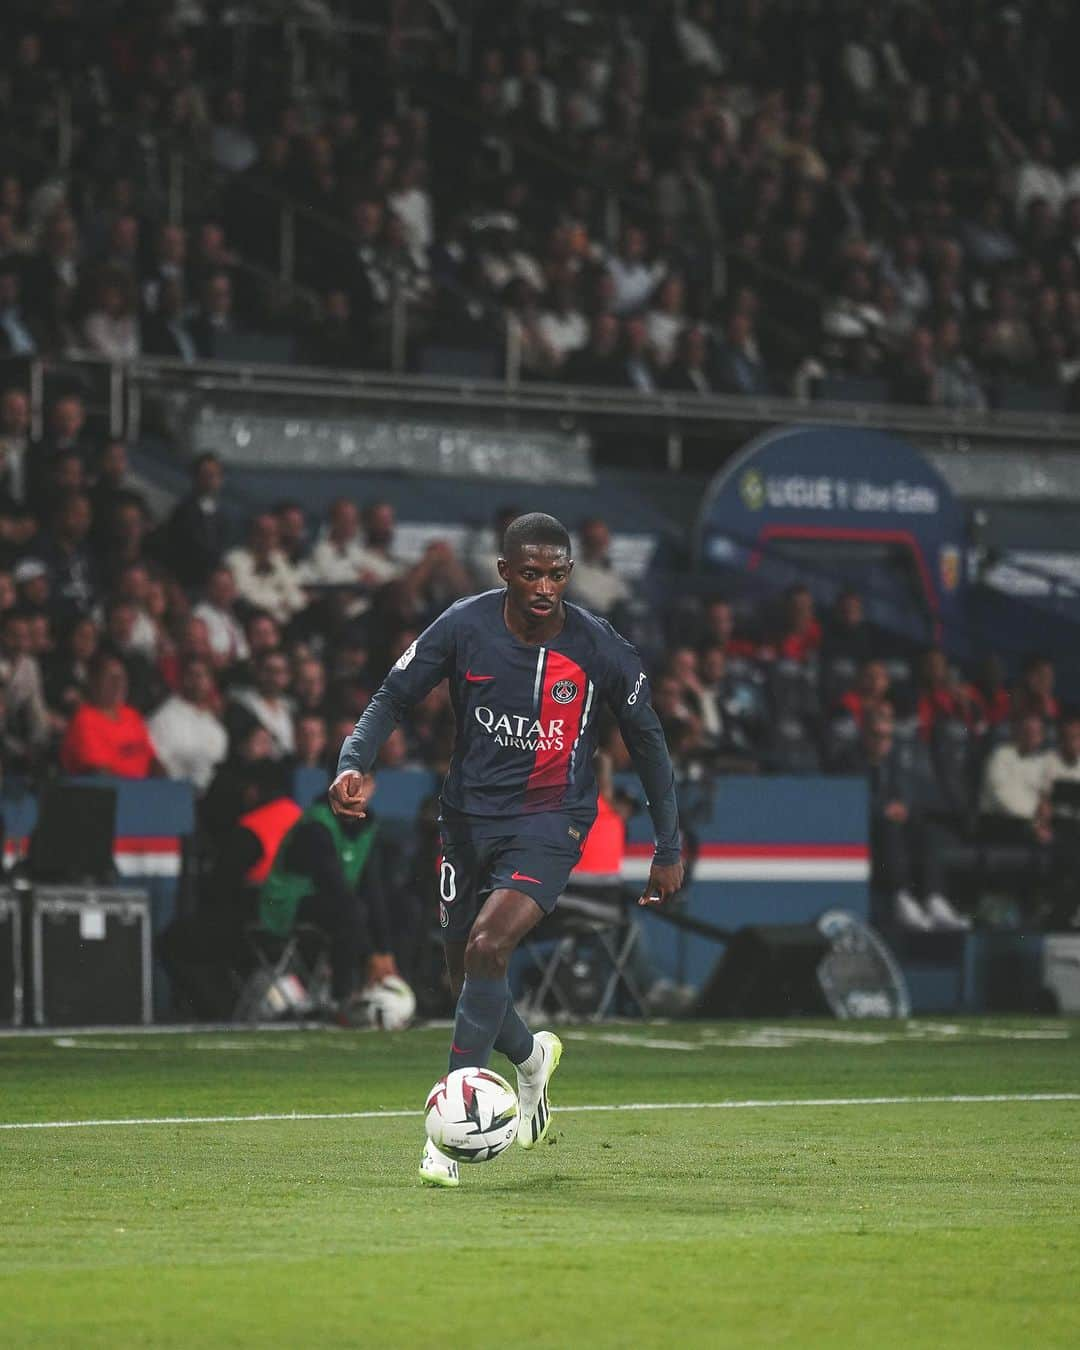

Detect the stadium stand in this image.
[0,2,1080,405]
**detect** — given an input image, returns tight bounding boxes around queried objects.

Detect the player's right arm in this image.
[330,609,455,818]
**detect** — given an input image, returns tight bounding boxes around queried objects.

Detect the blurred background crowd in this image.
[2,386,1079,935]
[1,1,1080,408]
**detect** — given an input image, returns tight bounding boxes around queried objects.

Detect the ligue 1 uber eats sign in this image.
[697,427,969,643]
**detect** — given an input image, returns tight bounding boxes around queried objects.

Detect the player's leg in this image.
[448,887,543,1072]
[459,840,580,1148]
[444,939,466,1000]
[446,929,535,1068]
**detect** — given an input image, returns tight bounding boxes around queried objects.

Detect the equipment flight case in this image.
[0,891,23,1026]
[29,887,152,1026]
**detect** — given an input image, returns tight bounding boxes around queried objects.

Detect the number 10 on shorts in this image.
[439,859,456,927]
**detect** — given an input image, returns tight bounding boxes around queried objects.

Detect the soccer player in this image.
[330,513,683,1186]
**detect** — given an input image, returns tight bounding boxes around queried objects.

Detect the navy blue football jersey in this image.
[337,590,680,863]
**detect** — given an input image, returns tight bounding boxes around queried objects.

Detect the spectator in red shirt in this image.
[776,584,822,663]
[699,597,760,662]
[59,653,158,778]
[840,659,894,729]
[964,654,1011,731]
[916,647,976,739]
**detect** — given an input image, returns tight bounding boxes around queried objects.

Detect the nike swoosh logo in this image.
[451,1042,471,1055]
[511,871,542,885]
[465,670,494,682]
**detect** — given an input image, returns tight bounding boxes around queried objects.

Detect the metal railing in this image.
[18,352,1080,478]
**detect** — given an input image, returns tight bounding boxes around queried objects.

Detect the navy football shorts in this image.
[436,834,582,942]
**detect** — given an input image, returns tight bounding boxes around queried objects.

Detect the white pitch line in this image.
[2,1093,1077,1132]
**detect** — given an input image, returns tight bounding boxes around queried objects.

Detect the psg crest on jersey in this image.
[551,678,578,704]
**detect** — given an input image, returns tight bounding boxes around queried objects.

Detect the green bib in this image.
[259,802,378,937]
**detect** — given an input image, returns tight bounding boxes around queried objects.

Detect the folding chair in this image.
[520,884,649,1022]
[233,922,330,1022]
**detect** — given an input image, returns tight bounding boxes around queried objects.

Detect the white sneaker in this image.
[895,890,933,931]
[516,1030,563,1149]
[926,894,972,931]
[418,1137,459,1188]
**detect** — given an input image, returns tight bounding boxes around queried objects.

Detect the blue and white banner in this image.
[697,427,969,642]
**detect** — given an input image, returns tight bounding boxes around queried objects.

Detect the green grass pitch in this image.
[1,1018,1078,1348]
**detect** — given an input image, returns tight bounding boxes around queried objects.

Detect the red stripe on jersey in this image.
[524,650,588,808]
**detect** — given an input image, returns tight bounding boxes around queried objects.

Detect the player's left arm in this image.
[603,637,684,906]
[331,607,455,817]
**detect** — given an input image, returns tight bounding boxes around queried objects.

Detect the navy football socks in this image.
[448,975,508,1071]
[494,998,535,1066]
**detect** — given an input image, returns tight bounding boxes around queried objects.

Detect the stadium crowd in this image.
[2,2,1080,408]
[0,386,1079,940]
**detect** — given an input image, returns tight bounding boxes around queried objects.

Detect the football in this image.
[356,974,417,1030]
[424,1068,520,1163]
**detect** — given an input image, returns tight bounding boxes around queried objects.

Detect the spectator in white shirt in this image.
[1042,711,1080,792]
[568,517,630,618]
[304,497,372,586]
[537,273,588,371]
[979,711,1053,842]
[210,88,258,174]
[148,657,228,793]
[227,648,295,758]
[501,46,559,131]
[193,565,249,670]
[645,274,687,369]
[388,158,433,267]
[353,501,407,586]
[606,224,665,316]
[0,609,50,762]
[0,385,31,508]
[881,233,931,320]
[112,562,160,657]
[676,0,727,75]
[1015,130,1066,222]
[225,513,307,625]
[0,264,37,357]
[83,271,140,361]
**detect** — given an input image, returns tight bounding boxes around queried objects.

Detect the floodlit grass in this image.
[1,1019,1077,1348]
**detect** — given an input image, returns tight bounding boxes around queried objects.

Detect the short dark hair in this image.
[501,512,571,558]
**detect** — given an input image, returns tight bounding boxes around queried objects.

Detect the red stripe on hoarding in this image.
[524,650,588,808]
[113,836,182,855]
[748,525,941,641]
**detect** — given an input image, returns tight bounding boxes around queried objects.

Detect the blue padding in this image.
[370,768,440,821]
[961,931,1045,1012]
[291,767,327,809]
[621,774,868,843]
[901,963,964,1014]
[1,777,196,838]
